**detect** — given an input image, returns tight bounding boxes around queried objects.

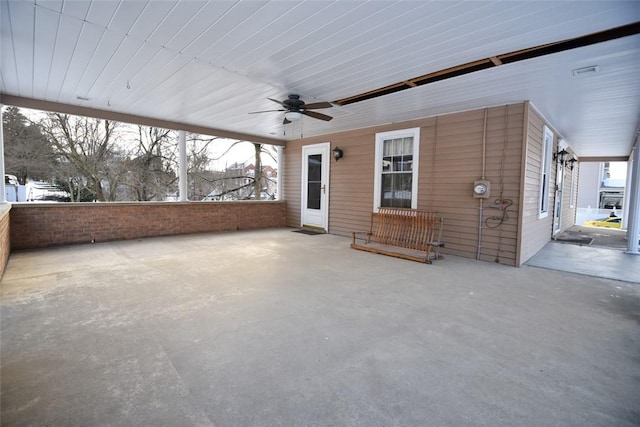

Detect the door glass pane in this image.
[307,154,322,210]
[308,154,322,181]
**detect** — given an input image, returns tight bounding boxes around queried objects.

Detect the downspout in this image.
[428,116,438,208]
[477,108,488,260]
[515,102,530,266]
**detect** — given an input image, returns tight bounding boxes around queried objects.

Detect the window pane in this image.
[397,173,412,207]
[381,174,394,207]
[382,157,392,172]
[398,154,412,172]
[393,156,402,172]
[383,140,392,157]
[381,172,412,208]
[403,137,412,154]
[392,138,401,156]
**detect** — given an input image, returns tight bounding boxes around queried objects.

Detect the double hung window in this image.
[374,128,420,211]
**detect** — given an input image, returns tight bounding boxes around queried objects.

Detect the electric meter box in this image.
[473,180,491,198]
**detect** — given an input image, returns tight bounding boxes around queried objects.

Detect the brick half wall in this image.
[0,205,10,278]
[10,201,286,250]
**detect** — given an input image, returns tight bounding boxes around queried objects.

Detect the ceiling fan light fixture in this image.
[250,95,332,123]
[284,111,302,121]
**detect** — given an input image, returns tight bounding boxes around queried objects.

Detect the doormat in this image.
[293,229,325,235]
[556,237,593,245]
[554,229,594,246]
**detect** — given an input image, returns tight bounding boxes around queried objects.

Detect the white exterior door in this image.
[301,143,330,231]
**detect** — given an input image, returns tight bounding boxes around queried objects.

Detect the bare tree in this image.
[40,113,123,201]
[253,143,262,199]
[18,108,278,202]
[186,133,222,200]
[201,141,278,200]
[248,143,278,199]
[3,107,56,184]
[121,126,176,201]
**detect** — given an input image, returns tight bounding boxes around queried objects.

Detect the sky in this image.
[608,162,627,180]
[207,139,277,170]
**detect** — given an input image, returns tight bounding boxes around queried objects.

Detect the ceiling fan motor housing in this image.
[283,95,305,111]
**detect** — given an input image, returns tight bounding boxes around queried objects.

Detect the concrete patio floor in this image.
[527,226,640,284]
[1,229,639,426]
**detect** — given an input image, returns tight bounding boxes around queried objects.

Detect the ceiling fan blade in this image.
[303,110,333,121]
[268,98,287,107]
[303,102,333,110]
[248,109,286,114]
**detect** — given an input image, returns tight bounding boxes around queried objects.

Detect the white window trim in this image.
[538,125,554,219]
[373,127,420,212]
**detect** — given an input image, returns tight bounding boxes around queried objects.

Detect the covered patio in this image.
[1,1,639,257]
[2,229,638,426]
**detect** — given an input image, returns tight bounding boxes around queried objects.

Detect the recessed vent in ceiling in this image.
[334,21,640,106]
[572,65,599,77]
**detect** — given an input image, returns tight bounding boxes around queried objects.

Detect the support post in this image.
[178,130,187,202]
[0,104,6,203]
[277,146,283,200]
[622,158,633,230]
[626,144,639,254]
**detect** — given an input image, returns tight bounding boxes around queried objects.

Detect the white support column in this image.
[0,104,6,203]
[178,130,187,202]
[622,159,633,230]
[276,146,284,200]
[625,144,639,254]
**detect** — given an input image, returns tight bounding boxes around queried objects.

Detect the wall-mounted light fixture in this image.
[554,148,569,166]
[566,157,577,170]
[332,147,344,161]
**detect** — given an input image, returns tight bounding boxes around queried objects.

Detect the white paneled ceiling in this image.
[1,0,639,157]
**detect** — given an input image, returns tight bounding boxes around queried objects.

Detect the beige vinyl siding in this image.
[517,104,556,265]
[561,158,579,231]
[284,127,380,232]
[328,131,377,232]
[284,142,302,228]
[419,106,524,265]
[285,104,524,266]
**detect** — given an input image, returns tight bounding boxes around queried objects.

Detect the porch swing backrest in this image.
[351,207,443,263]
